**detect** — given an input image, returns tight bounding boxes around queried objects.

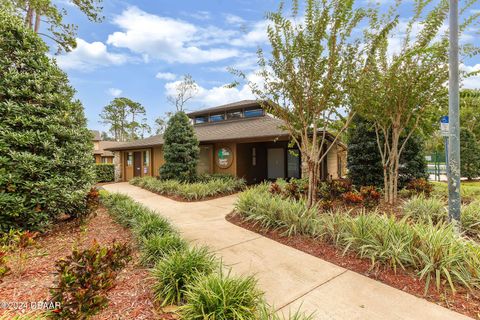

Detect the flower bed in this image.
[100,191,312,319]
[130,175,246,201]
[233,184,480,317]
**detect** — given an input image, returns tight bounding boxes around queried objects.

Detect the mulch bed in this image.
[0,207,177,319]
[226,212,480,319]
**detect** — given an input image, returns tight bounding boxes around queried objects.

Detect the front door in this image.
[134,152,142,177]
[267,148,285,179]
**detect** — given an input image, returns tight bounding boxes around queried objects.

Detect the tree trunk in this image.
[34,12,41,32]
[25,6,33,28]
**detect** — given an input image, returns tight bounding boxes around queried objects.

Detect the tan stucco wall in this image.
[153,146,164,177]
[327,144,339,180]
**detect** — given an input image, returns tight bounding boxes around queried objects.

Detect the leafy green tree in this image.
[231,0,376,207]
[159,112,199,182]
[460,89,480,142]
[0,9,95,231]
[347,116,428,188]
[2,0,103,53]
[100,97,149,141]
[460,128,480,180]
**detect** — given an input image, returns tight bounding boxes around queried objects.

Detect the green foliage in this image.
[431,181,480,201]
[95,163,115,182]
[0,10,95,232]
[347,116,428,189]
[181,272,264,320]
[0,312,47,320]
[460,89,480,141]
[402,195,447,225]
[49,241,131,319]
[140,233,187,267]
[160,111,199,182]
[133,212,175,241]
[460,128,480,180]
[236,185,480,291]
[100,97,150,142]
[405,178,433,197]
[461,201,480,240]
[347,115,384,187]
[152,246,218,306]
[130,175,246,200]
[0,250,9,278]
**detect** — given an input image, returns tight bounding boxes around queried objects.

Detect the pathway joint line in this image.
[275,269,348,312]
[214,235,263,252]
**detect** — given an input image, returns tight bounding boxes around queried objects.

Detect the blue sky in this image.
[51,0,480,134]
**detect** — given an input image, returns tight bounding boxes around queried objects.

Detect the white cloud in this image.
[107,7,240,64]
[164,76,256,108]
[187,11,211,20]
[225,14,245,25]
[461,63,480,89]
[56,38,128,71]
[231,20,269,47]
[156,72,177,80]
[107,88,122,97]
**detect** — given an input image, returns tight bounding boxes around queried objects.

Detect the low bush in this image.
[133,212,175,241]
[181,272,264,320]
[342,191,363,205]
[236,185,480,292]
[140,233,188,267]
[0,313,48,320]
[402,195,447,225]
[49,241,131,319]
[461,201,480,240]
[130,175,246,200]
[406,178,433,197]
[95,163,115,182]
[152,246,218,306]
[0,250,9,278]
[359,186,381,208]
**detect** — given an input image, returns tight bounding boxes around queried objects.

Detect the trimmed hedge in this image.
[95,163,115,182]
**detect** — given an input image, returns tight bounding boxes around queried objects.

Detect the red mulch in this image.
[226,212,480,319]
[0,207,177,319]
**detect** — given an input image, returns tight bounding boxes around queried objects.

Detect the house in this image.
[91,130,124,164]
[105,100,347,183]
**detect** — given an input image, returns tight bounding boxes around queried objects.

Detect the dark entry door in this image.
[134,152,142,177]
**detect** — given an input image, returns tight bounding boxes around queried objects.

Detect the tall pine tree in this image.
[159,112,199,182]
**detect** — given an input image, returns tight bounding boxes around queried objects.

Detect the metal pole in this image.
[448,0,461,223]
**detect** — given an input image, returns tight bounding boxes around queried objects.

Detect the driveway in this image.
[103,182,471,320]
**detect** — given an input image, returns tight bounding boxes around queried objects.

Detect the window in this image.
[287,149,301,178]
[101,157,108,163]
[244,108,263,118]
[209,113,225,122]
[195,115,208,124]
[127,152,133,166]
[143,150,150,174]
[227,110,243,120]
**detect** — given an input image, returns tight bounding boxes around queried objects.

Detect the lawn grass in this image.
[431,181,480,200]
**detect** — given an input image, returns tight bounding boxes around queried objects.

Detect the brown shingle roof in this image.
[106,115,289,151]
[94,141,125,156]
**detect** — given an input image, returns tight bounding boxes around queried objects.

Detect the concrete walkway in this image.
[103,182,471,320]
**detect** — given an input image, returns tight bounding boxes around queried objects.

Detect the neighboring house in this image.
[91,130,124,164]
[105,100,347,183]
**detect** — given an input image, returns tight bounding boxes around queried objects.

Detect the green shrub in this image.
[160,111,199,182]
[0,9,95,232]
[236,185,480,291]
[257,305,315,320]
[402,195,447,224]
[152,246,218,306]
[49,241,131,319]
[140,233,188,267]
[0,250,9,278]
[181,272,264,320]
[130,176,246,200]
[461,201,480,239]
[0,313,47,320]
[95,163,115,182]
[406,178,433,197]
[133,213,175,241]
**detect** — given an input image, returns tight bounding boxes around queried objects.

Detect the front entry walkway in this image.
[102,182,471,320]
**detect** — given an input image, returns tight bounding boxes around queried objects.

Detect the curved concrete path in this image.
[103,182,471,320]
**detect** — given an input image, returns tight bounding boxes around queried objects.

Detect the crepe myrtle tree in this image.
[0,9,95,231]
[352,0,480,204]
[230,0,382,207]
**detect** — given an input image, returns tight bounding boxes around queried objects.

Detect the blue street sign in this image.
[440,116,449,123]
